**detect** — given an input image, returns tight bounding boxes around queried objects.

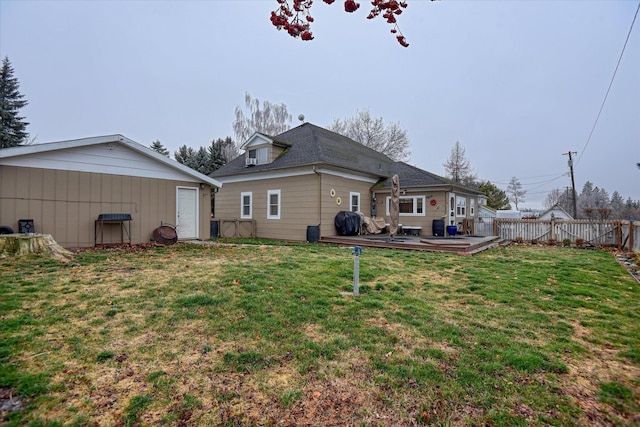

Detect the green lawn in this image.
[1,242,638,426]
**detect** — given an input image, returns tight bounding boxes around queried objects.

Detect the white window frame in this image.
[470,199,475,216]
[385,195,426,217]
[350,192,361,213]
[267,189,281,220]
[249,147,269,165]
[456,197,467,217]
[240,191,252,219]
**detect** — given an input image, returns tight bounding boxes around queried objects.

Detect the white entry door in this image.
[176,187,198,240]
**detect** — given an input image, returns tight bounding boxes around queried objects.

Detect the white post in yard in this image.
[352,246,362,296]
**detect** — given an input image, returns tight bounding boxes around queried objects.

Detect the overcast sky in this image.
[1,0,638,209]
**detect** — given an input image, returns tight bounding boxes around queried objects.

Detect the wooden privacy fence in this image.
[219,219,256,238]
[493,219,637,251]
[632,221,640,253]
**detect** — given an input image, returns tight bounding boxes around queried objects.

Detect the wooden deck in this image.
[320,233,509,255]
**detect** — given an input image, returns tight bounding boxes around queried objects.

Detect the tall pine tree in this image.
[0,57,29,148]
[149,140,169,156]
[478,181,511,210]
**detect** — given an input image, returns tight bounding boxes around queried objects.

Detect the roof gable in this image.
[0,135,222,187]
[539,204,574,220]
[240,132,274,150]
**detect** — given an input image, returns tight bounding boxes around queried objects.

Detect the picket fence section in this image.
[632,221,640,253]
[492,219,637,251]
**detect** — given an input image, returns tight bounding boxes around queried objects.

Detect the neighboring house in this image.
[0,135,222,248]
[211,123,483,241]
[538,204,574,220]
[496,210,523,219]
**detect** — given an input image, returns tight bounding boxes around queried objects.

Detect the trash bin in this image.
[306,225,320,243]
[432,219,444,236]
[210,220,219,238]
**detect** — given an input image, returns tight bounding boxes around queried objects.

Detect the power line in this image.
[563,151,578,218]
[492,172,567,187]
[576,1,640,167]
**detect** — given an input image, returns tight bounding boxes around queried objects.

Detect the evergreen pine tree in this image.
[0,57,30,148]
[149,140,169,156]
[174,145,197,166]
[478,181,511,210]
[208,137,237,172]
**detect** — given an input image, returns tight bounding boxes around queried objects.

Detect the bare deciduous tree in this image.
[328,109,411,161]
[506,176,526,210]
[543,188,575,214]
[443,141,476,187]
[578,181,611,220]
[233,92,292,144]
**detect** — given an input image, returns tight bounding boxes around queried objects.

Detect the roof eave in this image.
[0,135,223,188]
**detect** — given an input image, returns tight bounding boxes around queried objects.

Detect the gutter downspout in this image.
[313,165,322,230]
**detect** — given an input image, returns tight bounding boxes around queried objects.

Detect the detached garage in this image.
[0,135,222,248]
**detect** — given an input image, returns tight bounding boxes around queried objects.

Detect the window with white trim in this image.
[240,192,252,219]
[248,147,269,165]
[267,189,281,219]
[350,192,360,212]
[386,196,426,216]
[470,199,475,216]
[456,197,466,216]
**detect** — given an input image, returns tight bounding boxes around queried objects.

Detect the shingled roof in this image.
[375,162,451,189]
[211,122,394,178]
[211,123,482,195]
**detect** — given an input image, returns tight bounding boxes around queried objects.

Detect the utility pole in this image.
[563,151,578,218]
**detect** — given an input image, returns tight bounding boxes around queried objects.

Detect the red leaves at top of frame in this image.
[344,1,360,13]
[271,0,410,47]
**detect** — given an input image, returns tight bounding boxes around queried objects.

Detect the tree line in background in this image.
[544,182,640,221]
[2,59,639,220]
[151,137,238,177]
[444,140,640,220]
[149,93,640,221]
[157,92,411,175]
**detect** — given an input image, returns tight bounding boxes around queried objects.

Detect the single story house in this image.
[496,210,523,219]
[0,135,222,248]
[211,123,483,241]
[538,204,574,220]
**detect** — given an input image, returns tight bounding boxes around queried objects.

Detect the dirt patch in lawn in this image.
[559,321,640,425]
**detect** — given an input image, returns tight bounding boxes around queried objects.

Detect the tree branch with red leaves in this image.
[271,0,410,47]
